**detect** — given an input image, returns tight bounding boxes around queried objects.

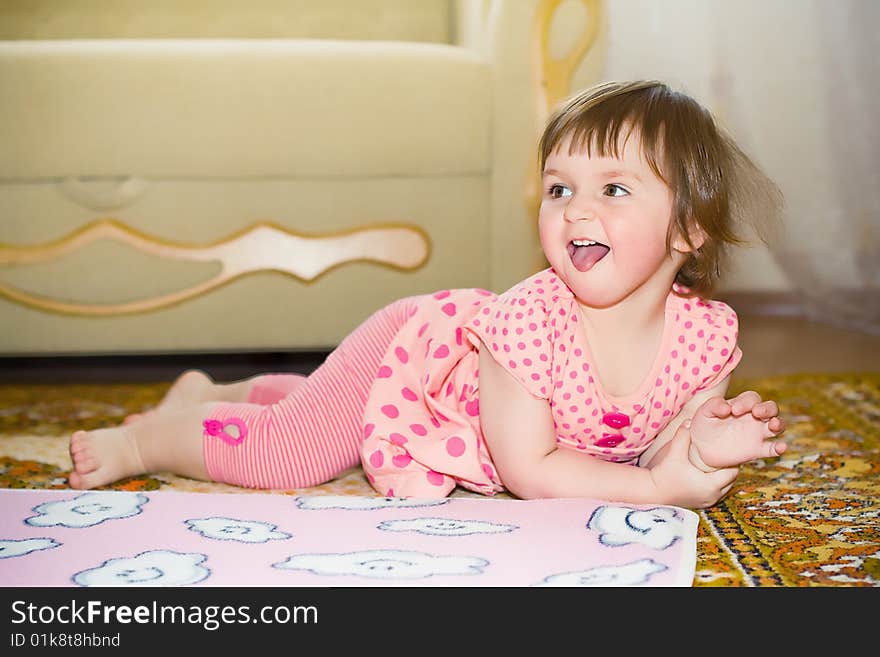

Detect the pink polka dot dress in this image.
[360,269,741,498]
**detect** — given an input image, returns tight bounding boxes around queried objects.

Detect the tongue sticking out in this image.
[569,243,610,272]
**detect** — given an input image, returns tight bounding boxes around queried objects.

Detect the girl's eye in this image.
[604,184,629,197]
[548,184,572,199]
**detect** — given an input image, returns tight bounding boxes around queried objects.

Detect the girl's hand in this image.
[648,420,739,509]
[689,391,787,471]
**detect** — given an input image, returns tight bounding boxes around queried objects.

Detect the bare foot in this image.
[68,427,146,489]
[124,369,215,424]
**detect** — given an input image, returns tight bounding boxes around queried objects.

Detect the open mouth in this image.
[567,239,610,272]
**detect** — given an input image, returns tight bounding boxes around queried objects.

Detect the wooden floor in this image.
[734,313,880,378]
[1,314,879,384]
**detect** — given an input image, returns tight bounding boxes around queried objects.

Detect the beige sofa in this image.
[0,0,604,355]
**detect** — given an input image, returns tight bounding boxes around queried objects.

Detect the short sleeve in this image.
[693,300,743,392]
[464,280,554,399]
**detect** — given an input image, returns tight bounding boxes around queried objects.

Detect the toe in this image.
[69,431,89,457]
[69,433,99,474]
[68,470,101,490]
[74,454,97,474]
[68,471,87,489]
[70,429,89,445]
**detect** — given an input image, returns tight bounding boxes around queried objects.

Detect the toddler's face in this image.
[538,130,685,309]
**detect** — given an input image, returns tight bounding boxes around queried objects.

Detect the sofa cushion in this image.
[0,0,452,43]
[0,39,490,179]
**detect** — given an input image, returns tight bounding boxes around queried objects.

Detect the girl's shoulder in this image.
[664,293,742,392]
[667,291,739,335]
[464,269,567,400]
[466,269,562,338]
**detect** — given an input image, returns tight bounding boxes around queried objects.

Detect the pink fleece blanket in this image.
[0,489,698,587]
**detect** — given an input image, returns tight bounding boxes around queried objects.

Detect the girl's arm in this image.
[637,375,732,468]
[639,377,787,472]
[477,345,735,506]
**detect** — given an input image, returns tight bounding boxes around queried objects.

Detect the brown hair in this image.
[538,80,783,297]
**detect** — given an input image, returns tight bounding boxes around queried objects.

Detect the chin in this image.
[571,291,624,309]
[552,262,611,300]
[565,272,641,309]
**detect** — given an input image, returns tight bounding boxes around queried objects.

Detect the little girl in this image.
[69,80,787,509]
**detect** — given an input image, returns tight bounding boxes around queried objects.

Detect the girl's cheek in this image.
[537,221,563,267]
[620,233,671,267]
[537,214,553,242]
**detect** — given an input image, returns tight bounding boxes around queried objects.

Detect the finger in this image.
[699,396,731,419]
[761,440,787,458]
[709,465,739,488]
[752,400,778,419]
[669,419,693,455]
[766,416,786,436]
[719,481,735,499]
[729,390,761,415]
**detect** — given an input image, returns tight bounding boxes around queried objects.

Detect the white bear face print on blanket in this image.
[185,518,292,543]
[0,537,60,559]
[73,550,210,587]
[536,558,669,587]
[377,518,518,537]
[274,549,490,580]
[587,505,688,550]
[0,490,699,587]
[25,491,148,528]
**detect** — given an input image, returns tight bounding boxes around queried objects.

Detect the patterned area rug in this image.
[1,372,878,586]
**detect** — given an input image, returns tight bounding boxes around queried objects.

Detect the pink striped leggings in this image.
[203,297,418,489]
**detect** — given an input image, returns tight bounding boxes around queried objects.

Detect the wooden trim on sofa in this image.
[0,219,431,316]
[523,0,604,233]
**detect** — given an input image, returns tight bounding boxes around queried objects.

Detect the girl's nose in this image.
[563,196,597,223]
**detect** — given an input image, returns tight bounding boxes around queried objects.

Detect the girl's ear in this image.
[671,220,707,254]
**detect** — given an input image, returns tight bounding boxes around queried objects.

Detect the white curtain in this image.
[598,0,880,333]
